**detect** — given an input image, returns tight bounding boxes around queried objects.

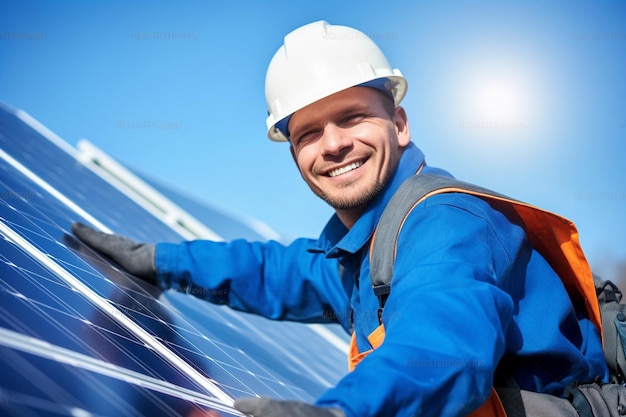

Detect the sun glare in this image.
[458,64,533,132]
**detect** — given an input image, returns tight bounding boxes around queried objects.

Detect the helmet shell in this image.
[265,21,408,142]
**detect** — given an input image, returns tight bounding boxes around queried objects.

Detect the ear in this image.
[393,106,411,147]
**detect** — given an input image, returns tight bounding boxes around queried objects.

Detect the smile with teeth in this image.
[328,160,364,178]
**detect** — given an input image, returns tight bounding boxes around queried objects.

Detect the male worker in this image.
[72,21,608,417]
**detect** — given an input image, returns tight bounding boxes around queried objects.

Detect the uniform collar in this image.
[312,142,426,257]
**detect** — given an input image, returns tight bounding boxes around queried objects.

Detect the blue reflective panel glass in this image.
[136,172,272,242]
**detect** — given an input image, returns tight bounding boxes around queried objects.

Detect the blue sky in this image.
[2,0,625,281]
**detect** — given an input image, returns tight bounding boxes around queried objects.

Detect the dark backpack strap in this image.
[370,174,514,322]
[594,275,626,384]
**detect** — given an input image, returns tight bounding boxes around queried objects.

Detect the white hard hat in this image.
[265,20,408,142]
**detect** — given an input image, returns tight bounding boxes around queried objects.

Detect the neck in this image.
[335,207,364,229]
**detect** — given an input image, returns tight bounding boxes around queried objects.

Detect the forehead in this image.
[288,87,386,132]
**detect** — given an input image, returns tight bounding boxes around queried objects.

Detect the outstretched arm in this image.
[72,222,350,328]
[155,237,350,326]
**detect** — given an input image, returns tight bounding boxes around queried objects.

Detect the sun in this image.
[460,69,530,130]
[474,78,523,122]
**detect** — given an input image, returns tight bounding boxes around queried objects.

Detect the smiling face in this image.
[288,87,411,228]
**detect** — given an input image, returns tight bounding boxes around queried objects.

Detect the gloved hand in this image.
[71,222,157,284]
[233,397,345,417]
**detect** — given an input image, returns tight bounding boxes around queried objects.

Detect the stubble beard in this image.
[311,169,393,212]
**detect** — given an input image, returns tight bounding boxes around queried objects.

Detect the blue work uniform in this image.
[155,143,608,417]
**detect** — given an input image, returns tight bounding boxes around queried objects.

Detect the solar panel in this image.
[0,103,349,416]
[132,170,278,243]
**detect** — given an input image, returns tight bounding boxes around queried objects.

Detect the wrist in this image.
[154,242,185,290]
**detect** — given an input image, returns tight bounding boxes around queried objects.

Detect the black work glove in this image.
[233,398,345,417]
[71,222,157,284]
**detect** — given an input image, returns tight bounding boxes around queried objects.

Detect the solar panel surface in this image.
[0,103,349,416]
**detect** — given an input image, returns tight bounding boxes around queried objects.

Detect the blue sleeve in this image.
[317,195,519,417]
[154,237,351,329]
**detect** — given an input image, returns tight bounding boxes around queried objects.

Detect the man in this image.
[72,21,608,417]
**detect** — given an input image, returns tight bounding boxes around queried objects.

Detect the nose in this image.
[320,124,352,155]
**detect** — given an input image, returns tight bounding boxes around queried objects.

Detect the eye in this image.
[340,113,368,126]
[292,129,321,147]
